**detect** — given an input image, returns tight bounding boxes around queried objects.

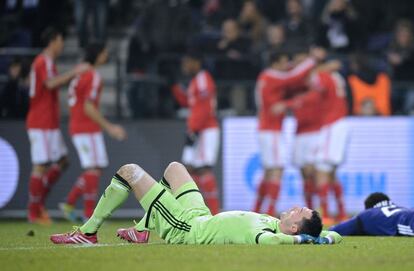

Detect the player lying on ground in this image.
[330,192,414,236]
[50,162,343,245]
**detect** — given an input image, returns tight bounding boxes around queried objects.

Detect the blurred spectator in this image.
[202,0,242,31]
[0,58,29,118]
[216,18,251,60]
[74,0,109,47]
[239,0,267,52]
[387,20,414,81]
[348,53,391,116]
[281,0,314,52]
[317,0,361,53]
[261,24,287,66]
[138,0,195,53]
[258,0,285,22]
[125,24,158,119]
[215,18,256,114]
[387,19,414,114]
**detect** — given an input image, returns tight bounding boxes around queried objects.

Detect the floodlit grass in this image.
[0,220,413,271]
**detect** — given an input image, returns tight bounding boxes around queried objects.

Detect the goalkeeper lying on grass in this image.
[51,162,342,245]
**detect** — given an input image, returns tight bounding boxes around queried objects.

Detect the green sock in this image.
[80,176,130,234]
[134,177,172,231]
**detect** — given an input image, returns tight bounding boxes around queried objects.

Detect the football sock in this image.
[41,164,62,204]
[134,177,172,231]
[318,183,330,218]
[199,172,220,214]
[303,180,314,209]
[28,173,45,219]
[83,171,100,218]
[331,181,346,218]
[80,174,130,234]
[253,179,268,213]
[266,182,280,216]
[67,177,84,206]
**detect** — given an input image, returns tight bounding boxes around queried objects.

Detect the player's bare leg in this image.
[254,168,282,217]
[301,165,316,209]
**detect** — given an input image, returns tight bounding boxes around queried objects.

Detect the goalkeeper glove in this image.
[314,236,333,245]
[297,234,316,244]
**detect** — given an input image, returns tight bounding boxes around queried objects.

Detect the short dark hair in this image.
[364,192,390,209]
[298,210,323,238]
[41,27,62,47]
[269,50,288,65]
[184,49,203,62]
[84,42,106,64]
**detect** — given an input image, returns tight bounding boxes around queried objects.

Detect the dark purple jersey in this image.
[330,201,414,236]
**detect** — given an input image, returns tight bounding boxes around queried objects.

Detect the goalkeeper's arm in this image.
[256,232,315,245]
[316,230,343,244]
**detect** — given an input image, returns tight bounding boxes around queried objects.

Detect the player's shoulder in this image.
[80,69,100,82]
[261,68,284,80]
[32,54,48,68]
[195,70,214,89]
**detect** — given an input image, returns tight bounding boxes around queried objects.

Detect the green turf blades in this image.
[1,221,414,271]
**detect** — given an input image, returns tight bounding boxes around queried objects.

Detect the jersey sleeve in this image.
[35,59,49,88]
[274,58,316,89]
[255,231,295,245]
[329,216,363,236]
[188,73,216,132]
[284,88,322,109]
[86,72,101,102]
[171,84,189,107]
[319,230,343,244]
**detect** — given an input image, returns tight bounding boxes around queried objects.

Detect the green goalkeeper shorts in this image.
[139,181,211,244]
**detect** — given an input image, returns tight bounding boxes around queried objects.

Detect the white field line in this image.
[0,242,165,251]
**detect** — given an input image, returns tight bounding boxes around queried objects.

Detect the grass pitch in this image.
[0,220,413,271]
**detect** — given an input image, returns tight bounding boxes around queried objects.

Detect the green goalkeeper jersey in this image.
[183,211,342,245]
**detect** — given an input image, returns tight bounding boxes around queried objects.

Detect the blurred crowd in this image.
[2,0,414,118]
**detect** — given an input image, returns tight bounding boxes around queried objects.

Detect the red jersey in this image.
[26,54,60,129]
[286,71,348,127]
[255,58,315,131]
[171,70,218,133]
[288,85,322,134]
[68,69,103,135]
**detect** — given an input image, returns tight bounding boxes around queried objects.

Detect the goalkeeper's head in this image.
[279,207,323,238]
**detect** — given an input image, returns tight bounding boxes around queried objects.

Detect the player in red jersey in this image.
[286,52,323,210]
[275,66,349,224]
[287,82,321,210]
[59,43,126,221]
[169,51,220,215]
[253,51,316,216]
[26,28,90,224]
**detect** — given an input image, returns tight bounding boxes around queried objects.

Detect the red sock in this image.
[83,171,100,218]
[199,172,220,215]
[28,173,45,220]
[253,180,268,213]
[67,176,85,206]
[303,180,314,209]
[41,164,62,204]
[266,182,280,216]
[331,181,346,218]
[318,183,330,218]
